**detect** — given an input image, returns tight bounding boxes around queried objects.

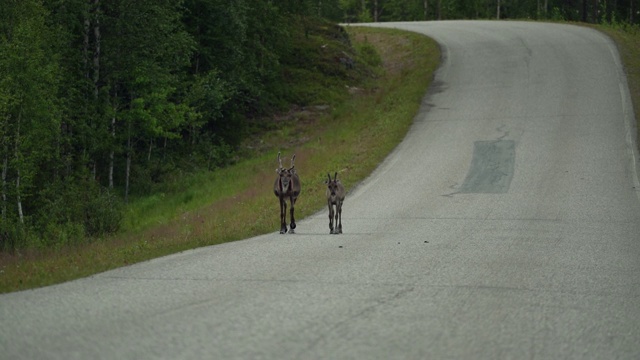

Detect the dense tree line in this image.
[0,0,636,250]
[0,0,323,248]
[337,0,638,23]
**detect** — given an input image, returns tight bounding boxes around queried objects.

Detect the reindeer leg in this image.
[280,197,287,234]
[289,196,296,234]
[328,201,334,234]
[337,200,343,234]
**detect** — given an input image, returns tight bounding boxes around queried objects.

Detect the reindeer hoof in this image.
[289,229,295,234]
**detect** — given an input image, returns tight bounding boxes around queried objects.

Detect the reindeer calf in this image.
[325,172,345,234]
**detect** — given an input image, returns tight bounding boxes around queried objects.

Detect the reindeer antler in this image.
[334,172,338,180]
[276,152,284,173]
[290,154,296,169]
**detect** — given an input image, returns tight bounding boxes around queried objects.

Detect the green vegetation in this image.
[0,26,441,293]
[597,24,640,152]
[0,0,362,252]
[338,0,637,24]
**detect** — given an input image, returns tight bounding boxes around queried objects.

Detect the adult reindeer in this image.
[325,172,345,234]
[274,152,301,234]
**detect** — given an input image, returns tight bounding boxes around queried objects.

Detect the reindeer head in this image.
[276,152,297,193]
[326,172,340,196]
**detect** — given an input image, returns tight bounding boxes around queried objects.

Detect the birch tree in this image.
[100,0,193,201]
[0,0,60,230]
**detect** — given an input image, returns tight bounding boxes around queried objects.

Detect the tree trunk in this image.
[109,112,115,189]
[125,154,130,203]
[125,123,132,203]
[92,0,102,185]
[16,169,22,225]
[89,0,101,183]
[497,0,501,19]
[109,86,116,189]
[83,2,90,82]
[163,137,167,161]
[2,153,7,221]
[108,136,114,188]
[14,107,23,225]
[92,0,100,98]
[374,0,378,21]
[424,0,428,20]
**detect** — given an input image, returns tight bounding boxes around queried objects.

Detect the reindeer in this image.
[274,152,301,234]
[325,172,345,234]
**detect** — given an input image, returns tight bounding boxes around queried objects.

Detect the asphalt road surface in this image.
[2,21,640,359]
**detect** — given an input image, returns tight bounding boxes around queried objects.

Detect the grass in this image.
[0,27,441,293]
[596,24,640,154]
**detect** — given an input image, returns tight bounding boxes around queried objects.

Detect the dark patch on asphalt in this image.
[459,140,515,194]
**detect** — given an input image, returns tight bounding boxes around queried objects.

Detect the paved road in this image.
[2,21,640,359]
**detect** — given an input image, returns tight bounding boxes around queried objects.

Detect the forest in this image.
[0,0,638,251]
[339,0,637,23]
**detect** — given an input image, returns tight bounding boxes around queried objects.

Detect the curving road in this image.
[2,21,640,359]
